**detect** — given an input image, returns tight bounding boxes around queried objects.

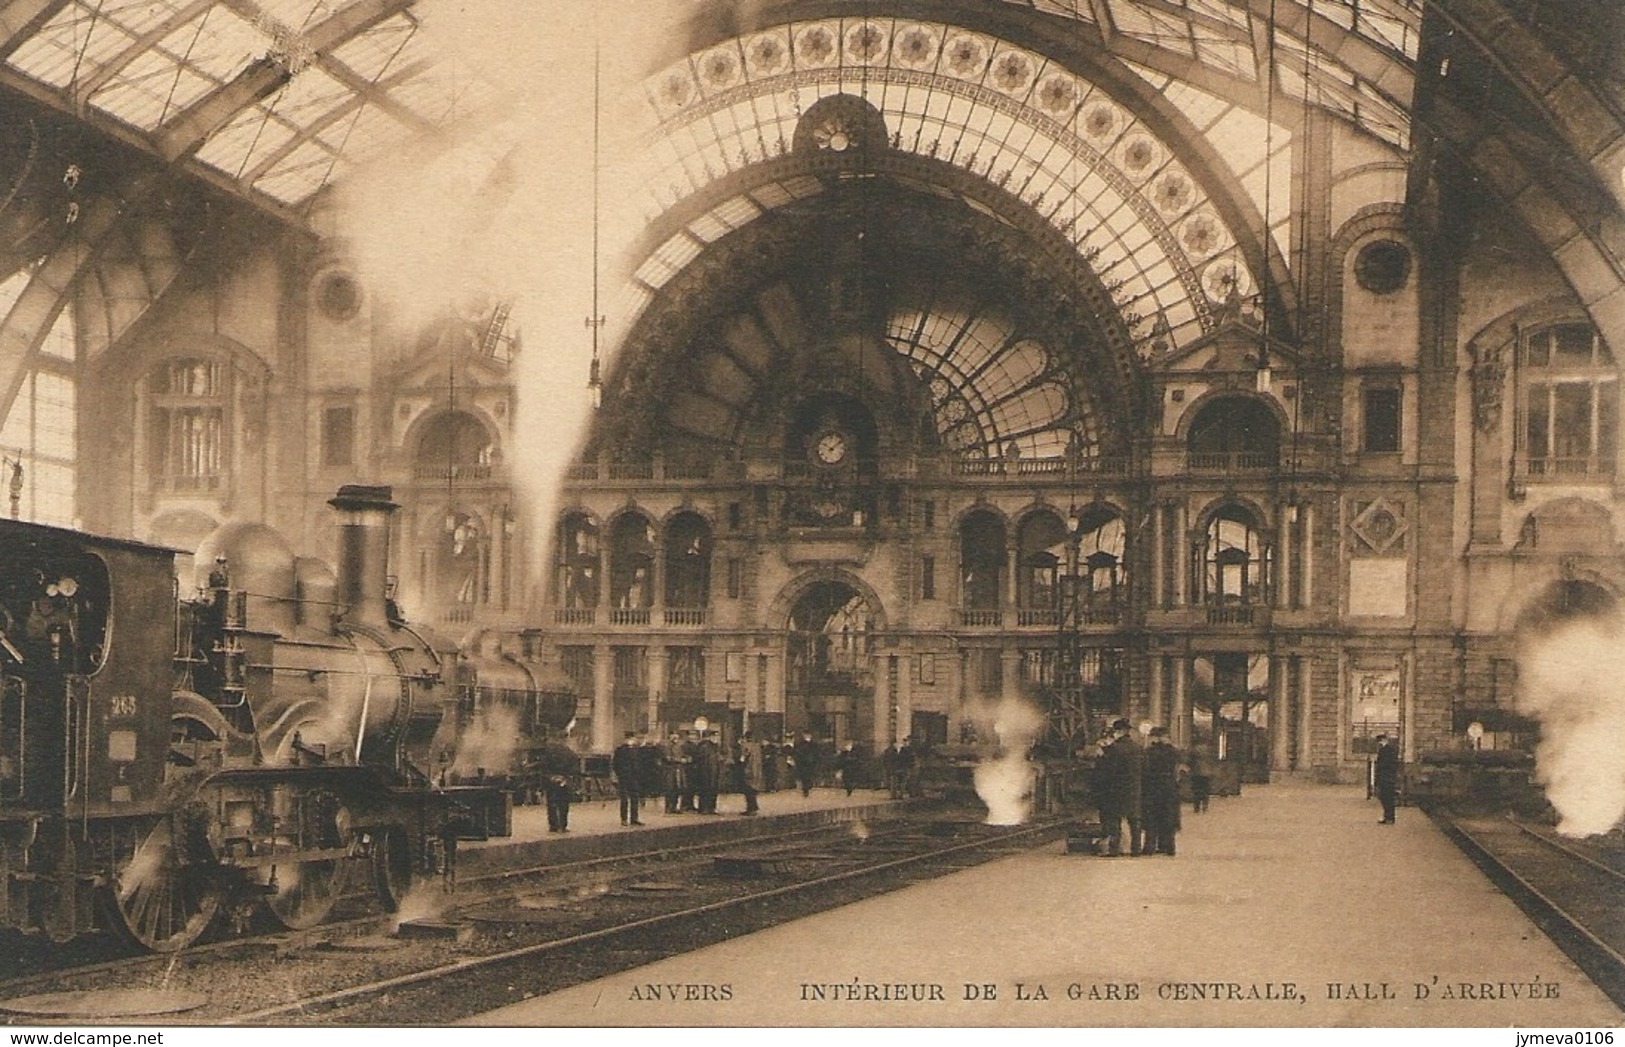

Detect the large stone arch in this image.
[765,566,890,635]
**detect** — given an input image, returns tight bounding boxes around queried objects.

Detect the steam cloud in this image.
[1515,611,1625,838]
[450,704,523,779]
[968,695,1045,826]
[332,0,701,563]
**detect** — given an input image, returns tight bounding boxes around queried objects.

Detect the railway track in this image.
[0,809,1072,1025]
[1436,812,1625,1010]
[0,813,905,999]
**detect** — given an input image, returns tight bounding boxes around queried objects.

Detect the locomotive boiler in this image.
[0,484,574,951]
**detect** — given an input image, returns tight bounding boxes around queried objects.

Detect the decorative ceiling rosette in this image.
[1082,102,1121,142]
[1180,212,1227,260]
[845,22,889,66]
[943,34,990,78]
[894,25,940,69]
[1152,169,1194,216]
[988,47,1036,97]
[795,24,839,68]
[1202,257,1253,303]
[697,44,743,91]
[745,32,791,78]
[1036,74,1081,117]
[1119,135,1162,180]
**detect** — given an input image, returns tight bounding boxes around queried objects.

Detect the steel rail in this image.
[227,816,1076,1024]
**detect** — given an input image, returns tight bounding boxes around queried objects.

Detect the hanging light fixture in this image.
[445,329,458,533]
[585,38,605,410]
[1255,0,1279,396]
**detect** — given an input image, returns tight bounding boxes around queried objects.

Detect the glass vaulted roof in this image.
[2,0,499,210]
[0,1,1417,222]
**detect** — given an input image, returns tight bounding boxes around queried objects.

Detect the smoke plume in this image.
[968,695,1045,826]
[450,704,523,779]
[1515,610,1625,837]
[331,0,696,563]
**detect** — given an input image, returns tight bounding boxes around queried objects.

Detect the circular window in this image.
[1354,239,1411,294]
[314,270,362,321]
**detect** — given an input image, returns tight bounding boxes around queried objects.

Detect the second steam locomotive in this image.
[0,485,574,951]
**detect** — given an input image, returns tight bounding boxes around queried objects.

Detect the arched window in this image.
[557,513,600,609]
[960,511,1007,614]
[1203,505,1267,605]
[1518,323,1618,479]
[149,357,223,492]
[609,513,656,610]
[1017,511,1068,614]
[1076,506,1127,608]
[0,271,75,524]
[416,410,495,481]
[664,513,712,609]
[1187,395,1281,468]
[436,509,486,616]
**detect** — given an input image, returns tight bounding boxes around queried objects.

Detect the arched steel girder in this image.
[0,0,70,62]
[679,0,1413,138]
[0,0,417,226]
[654,2,1303,344]
[79,213,191,362]
[0,169,158,420]
[1422,0,1625,344]
[680,0,1625,351]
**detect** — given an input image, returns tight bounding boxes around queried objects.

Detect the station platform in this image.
[459,788,906,879]
[468,780,1625,1027]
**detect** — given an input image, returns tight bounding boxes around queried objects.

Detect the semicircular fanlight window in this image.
[887,302,1090,461]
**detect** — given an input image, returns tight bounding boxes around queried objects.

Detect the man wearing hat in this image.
[613,731,644,826]
[1141,727,1181,855]
[1373,733,1400,824]
[1094,718,1145,856]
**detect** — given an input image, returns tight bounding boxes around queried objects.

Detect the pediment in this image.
[1151,317,1301,376]
[397,343,512,392]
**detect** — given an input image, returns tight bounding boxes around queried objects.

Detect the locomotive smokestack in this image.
[329,484,398,629]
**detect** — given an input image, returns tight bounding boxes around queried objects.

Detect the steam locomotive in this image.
[0,485,575,951]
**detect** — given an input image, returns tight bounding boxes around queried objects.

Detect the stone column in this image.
[1270,655,1291,773]
[765,649,784,714]
[647,645,667,736]
[1172,656,1191,748]
[1296,656,1313,769]
[893,649,912,747]
[871,652,890,748]
[1148,655,1164,728]
[1174,503,1189,605]
[592,642,614,754]
[1001,646,1022,705]
[1004,540,1019,621]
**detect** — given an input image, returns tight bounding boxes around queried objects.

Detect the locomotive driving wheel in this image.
[262,788,349,931]
[103,813,222,953]
[371,826,415,913]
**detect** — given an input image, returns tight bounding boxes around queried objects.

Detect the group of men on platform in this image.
[610,729,787,826]
[1092,718,1215,857]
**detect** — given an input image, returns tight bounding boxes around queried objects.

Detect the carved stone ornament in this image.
[1350,496,1407,555]
[1471,342,1508,432]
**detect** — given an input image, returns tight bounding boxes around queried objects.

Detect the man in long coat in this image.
[1374,733,1400,824]
[694,731,723,814]
[662,732,688,814]
[612,732,644,826]
[1141,727,1181,855]
[735,732,764,815]
[1095,719,1145,856]
[792,731,819,797]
